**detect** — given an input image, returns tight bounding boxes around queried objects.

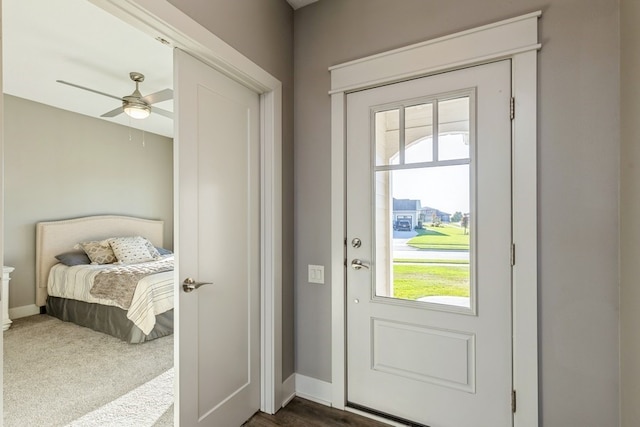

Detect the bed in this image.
[35,215,174,343]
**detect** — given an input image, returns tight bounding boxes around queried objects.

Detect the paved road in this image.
[392,232,469,261]
[393,249,469,261]
[393,230,418,239]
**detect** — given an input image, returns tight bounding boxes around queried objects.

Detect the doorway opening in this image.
[2,0,175,424]
[1,0,284,424]
[330,11,540,426]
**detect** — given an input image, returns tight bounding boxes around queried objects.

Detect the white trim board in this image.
[295,374,332,407]
[8,304,39,320]
[281,373,296,408]
[91,0,283,416]
[329,11,541,94]
[330,11,540,427]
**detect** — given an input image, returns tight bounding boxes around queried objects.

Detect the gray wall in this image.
[167,0,295,379]
[3,95,173,310]
[294,1,619,425]
[621,0,639,425]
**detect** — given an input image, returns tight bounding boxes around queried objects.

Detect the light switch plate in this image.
[308,264,324,284]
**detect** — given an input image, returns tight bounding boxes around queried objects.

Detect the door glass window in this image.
[404,103,433,164]
[374,93,473,310]
[375,109,400,166]
[438,97,470,161]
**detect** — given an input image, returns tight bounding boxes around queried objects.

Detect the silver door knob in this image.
[351,259,369,270]
[182,277,214,293]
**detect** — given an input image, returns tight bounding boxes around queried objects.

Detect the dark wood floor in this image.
[243,397,392,426]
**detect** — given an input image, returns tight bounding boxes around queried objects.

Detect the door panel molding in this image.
[372,319,476,392]
[91,0,283,417]
[330,12,540,427]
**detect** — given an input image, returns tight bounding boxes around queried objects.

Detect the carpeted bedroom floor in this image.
[3,314,173,427]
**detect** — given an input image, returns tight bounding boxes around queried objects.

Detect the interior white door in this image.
[346,61,513,427]
[175,48,260,426]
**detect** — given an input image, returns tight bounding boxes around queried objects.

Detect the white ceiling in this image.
[2,0,174,138]
[2,0,318,139]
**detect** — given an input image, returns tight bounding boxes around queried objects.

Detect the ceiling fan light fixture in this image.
[123,101,151,119]
[57,72,173,121]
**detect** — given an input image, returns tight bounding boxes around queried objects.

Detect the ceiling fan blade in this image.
[56,80,123,102]
[101,106,123,118]
[142,88,173,105]
[152,107,174,120]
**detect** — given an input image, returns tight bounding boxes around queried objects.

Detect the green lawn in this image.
[392,264,470,300]
[406,224,470,251]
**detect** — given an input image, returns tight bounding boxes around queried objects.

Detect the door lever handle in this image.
[351,259,370,270]
[182,277,214,293]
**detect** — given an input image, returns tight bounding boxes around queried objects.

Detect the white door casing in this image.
[175,48,260,425]
[91,0,285,416]
[331,12,540,427]
[346,61,512,426]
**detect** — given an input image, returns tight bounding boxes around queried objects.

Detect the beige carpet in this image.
[67,368,174,426]
[3,314,173,427]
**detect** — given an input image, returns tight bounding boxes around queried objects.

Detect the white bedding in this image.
[47,256,174,335]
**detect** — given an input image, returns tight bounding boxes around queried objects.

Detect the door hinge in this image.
[510,243,516,266]
[510,97,515,120]
[512,390,517,413]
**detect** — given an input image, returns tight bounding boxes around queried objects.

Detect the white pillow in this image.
[108,236,156,264]
[142,238,161,259]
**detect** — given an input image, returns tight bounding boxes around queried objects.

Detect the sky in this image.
[389,135,471,214]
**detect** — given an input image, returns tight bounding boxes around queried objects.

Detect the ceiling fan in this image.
[56,72,173,120]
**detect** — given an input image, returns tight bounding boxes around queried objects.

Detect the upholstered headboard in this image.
[35,215,164,307]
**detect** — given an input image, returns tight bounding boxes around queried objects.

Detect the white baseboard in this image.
[295,374,332,407]
[9,304,40,320]
[281,373,296,408]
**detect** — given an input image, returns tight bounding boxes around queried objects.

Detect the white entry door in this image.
[346,61,513,426]
[175,48,260,426]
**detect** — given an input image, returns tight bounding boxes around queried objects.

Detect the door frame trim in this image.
[91,0,283,416]
[330,11,540,427]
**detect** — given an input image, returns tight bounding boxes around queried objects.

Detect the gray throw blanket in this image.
[89,258,174,309]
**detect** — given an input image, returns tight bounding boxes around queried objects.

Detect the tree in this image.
[431,212,442,227]
[451,211,463,223]
[461,214,469,235]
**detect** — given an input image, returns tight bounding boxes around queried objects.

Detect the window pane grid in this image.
[373,95,470,172]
